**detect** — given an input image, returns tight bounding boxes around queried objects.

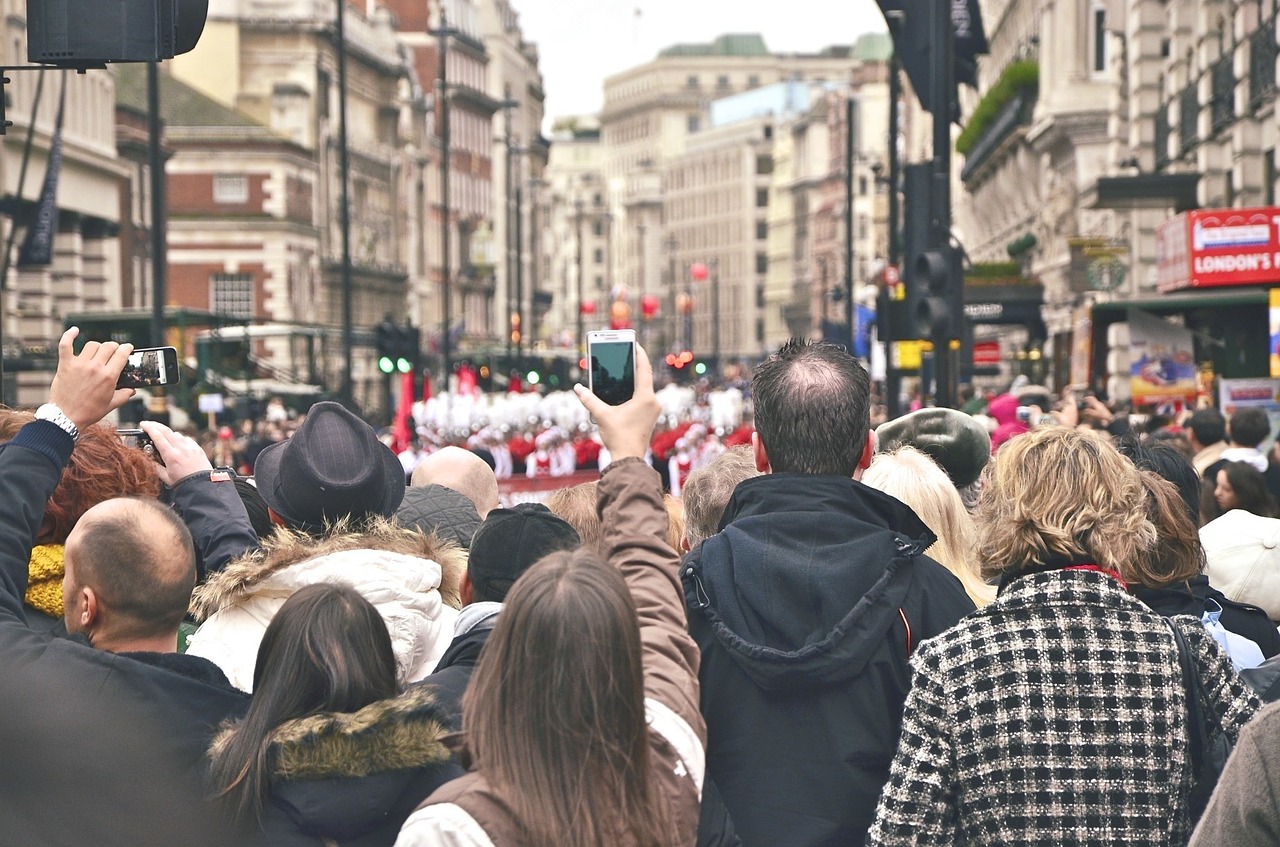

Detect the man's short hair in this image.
[751,339,871,476]
[73,499,195,637]
[1187,408,1226,448]
[1229,407,1271,449]
[681,446,760,547]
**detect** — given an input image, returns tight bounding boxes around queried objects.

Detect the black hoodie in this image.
[682,473,975,847]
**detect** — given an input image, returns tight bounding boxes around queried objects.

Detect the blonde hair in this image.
[864,447,995,606]
[681,446,760,548]
[544,481,603,553]
[975,427,1158,582]
[663,495,684,554]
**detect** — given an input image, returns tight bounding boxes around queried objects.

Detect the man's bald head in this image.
[411,446,501,517]
[63,498,196,642]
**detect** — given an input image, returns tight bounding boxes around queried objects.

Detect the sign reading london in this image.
[1157,207,1280,292]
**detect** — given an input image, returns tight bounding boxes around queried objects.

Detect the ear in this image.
[853,431,875,480]
[459,570,474,607]
[79,586,100,632]
[681,536,692,553]
[751,431,771,473]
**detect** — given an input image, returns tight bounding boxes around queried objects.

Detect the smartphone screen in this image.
[589,332,636,406]
[118,347,178,389]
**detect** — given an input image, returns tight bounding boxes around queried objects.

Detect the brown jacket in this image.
[1190,699,1280,845]
[395,457,706,846]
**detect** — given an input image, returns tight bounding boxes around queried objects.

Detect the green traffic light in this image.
[397,357,412,374]
[527,371,540,385]
[378,356,394,374]
[694,362,707,375]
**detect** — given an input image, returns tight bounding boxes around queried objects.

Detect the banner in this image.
[1157,207,1280,292]
[1219,377,1280,455]
[16,72,67,268]
[1127,309,1197,407]
[1069,305,1093,388]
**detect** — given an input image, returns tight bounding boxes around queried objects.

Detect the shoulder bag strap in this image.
[1169,620,1206,779]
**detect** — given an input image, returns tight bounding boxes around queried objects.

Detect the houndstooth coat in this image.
[866,568,1261,847]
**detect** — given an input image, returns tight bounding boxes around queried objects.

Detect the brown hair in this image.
[975,427,1157,582]
[1130,469,1206,587]
[0,411,162,544]
[544,481,603,552]
[462,548,673,847]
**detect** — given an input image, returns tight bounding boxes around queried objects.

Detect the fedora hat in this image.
[254,401,406,530]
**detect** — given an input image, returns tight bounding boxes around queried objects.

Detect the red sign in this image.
[1157,206,1280,292]
[972,340,1001,366]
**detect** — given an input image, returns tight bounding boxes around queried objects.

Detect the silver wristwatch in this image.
[34,403,80,442]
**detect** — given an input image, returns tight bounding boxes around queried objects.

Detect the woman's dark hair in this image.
[1210,461,1280,521]
[1115,436,1202,525]
[462,548,673,847]
[208,583,397,824]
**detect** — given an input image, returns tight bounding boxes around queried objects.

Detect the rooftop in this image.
[114,66,262,128]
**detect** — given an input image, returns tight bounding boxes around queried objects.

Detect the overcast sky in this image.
[514,0,888,123]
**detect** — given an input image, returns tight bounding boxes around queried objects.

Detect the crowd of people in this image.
[7,327,1280,845]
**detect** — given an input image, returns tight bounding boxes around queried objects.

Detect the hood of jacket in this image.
[210,686,455,842]
[684,473,936,691]
[191,516,466,619]
[987,393,1019,426]
[1131,574,1211,618]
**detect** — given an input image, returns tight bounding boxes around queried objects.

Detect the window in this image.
[592,220,604,236]
[859,176,869,195]
[756,221,768,240]
[211,273,254,319]
[213,175,249,204]
[755,155,774,175]
[755,188,769,207]
[1091,3,1108,75]
[686,75,700,89]
[717,75,730,89]
[755,253,768,274]
[747,74,761,88]
[687,114,700,133]
[594,248,604,264]
[756,285,765,309]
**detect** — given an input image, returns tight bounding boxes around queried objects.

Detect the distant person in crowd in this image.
[410,445,501,519]
[1204,461,1280,524]
[0,328,250,845]
[1201,508,1280,623]
[208,583,461,846]
[185,402,462,693]
[863,447,995,607]
[681,339,974,846]
[1189,700,1280,844]
[544,480,604,553]
[1118,439,1280,660]
[1204,406,1280,503]
[866,426,1260,846]
[398,346,706,846]
[418,502,580,729]
[679,445,760,551]
[987,393,1029,452]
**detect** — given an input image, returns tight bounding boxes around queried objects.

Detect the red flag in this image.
[393,371,414,453]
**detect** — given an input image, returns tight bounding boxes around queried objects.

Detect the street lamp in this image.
[526,176,546,354]
[497,97,518,364]
[431,15,456,390]
[575,198,585,357]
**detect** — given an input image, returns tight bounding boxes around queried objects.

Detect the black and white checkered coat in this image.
[867,569,1261,847]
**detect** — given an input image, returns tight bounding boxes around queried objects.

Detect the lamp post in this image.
[527,176,545,352]
[433,14,455,391]
[498,97,518,364]
[575,198,585,358]
[710,256,720,379]
[335,0,355,408]
[664,235,677,354]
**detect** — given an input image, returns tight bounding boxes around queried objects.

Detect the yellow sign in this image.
[893,339,934,370]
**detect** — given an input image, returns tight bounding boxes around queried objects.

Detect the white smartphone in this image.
[587,329,637,406]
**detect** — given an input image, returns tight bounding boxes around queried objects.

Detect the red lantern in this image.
[640,294,660,318]
[580,300,597,315]
[690,262,709,282]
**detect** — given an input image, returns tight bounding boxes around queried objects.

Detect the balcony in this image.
[1210,54,1236,135]
[1179,84,1199,156]
[1251,17,1278,110]
[1154,101,1171,170]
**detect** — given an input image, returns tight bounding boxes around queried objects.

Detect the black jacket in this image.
[1133,576,1280,659]
[212,686,463,846]
[0,421,251,847]
[416,604,499,731]
[681,473,975,847]
[165,468,261,581]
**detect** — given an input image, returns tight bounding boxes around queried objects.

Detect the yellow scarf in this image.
[26,544,65,619]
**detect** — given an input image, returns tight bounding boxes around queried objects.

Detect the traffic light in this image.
[375,319,396,375]
[27,0,209,64]
[913,245,963,341]
[395,324,420,374]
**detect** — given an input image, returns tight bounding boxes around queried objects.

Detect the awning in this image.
[1083,173,1201,213]
[1090,289,1267,315]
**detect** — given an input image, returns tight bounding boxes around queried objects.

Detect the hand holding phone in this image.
[116,347,180,389]
[587,330,637,407]
[575,341,658,462]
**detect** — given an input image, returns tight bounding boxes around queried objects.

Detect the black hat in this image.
[254,401,406,530]
[395,484,483,550]
[468,503,580,603]
[876,408,991,488]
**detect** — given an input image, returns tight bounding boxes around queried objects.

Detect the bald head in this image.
[411,446,501,517]
[63,498,196,644]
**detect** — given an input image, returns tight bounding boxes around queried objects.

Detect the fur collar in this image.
[190,517,466,621]
[208,685,453,781]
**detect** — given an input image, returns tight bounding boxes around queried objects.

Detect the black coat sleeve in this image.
[166,470,259,581]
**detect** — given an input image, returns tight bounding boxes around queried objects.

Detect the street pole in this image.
[514,182,524,359]
[665,236,677,355]
[575,199,585,358]
[437,16,452,392]
[528,178,540,350]
[147,63,167,351]
[844,94,856,351]
[931,0,957,408]
[711,256,720,379]
[335,0,355,409]
[884,49,903,419]
[502,101,514,364]
[637,223,647,349]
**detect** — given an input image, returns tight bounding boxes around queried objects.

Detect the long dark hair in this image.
[1205,461,1280,523]
[462,548,673,847]
[208,583,398,824]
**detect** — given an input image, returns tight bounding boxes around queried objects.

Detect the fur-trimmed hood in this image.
[185,519,465,693]
[210,686,462,842]
[192,517,466,620]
